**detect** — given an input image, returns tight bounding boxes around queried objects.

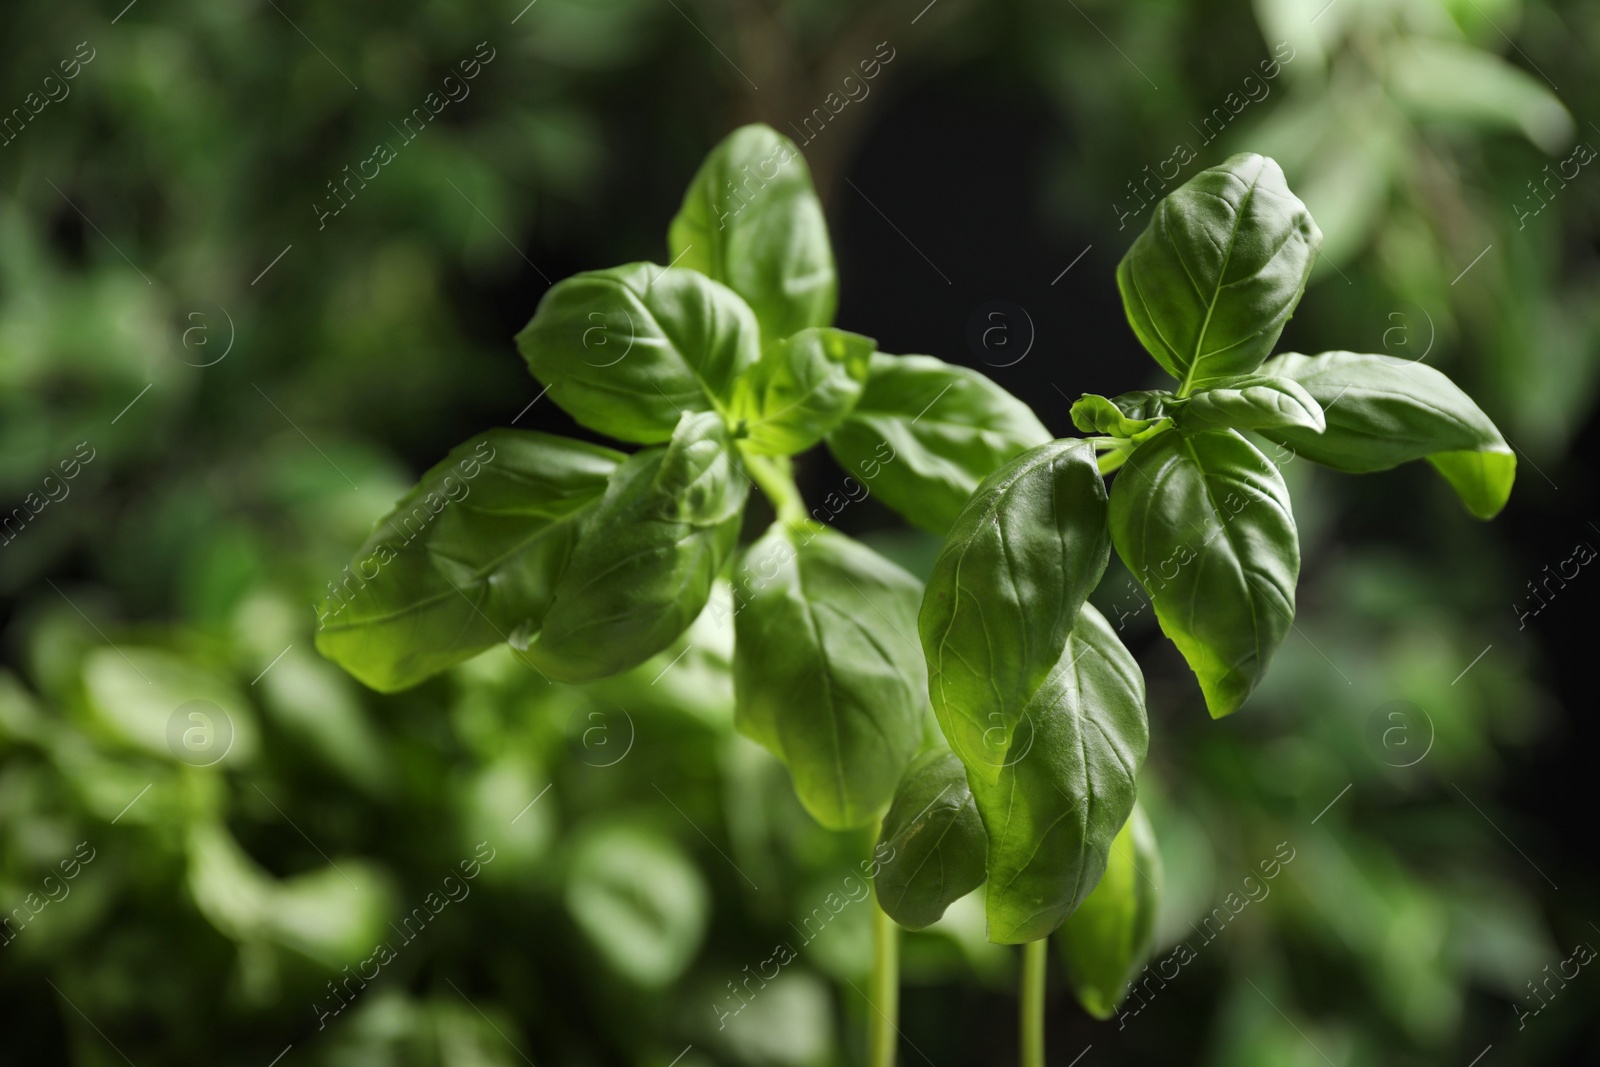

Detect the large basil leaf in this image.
[874,749,987,930]
[920,441,1141,942]
[1174,374,1325,435]
[1109,429,1299,718]
[516,263,759,444]
[1116,153,1322,392]
[667,124,836,343]
[733,523,925,830]
[1257,351,1516,519]
[1057,802,1161,1020]
[529,411,747,682]
[972,606,1146,943]
[730,327,874,456]
[826,353,1051,536]
[315,430,622,692]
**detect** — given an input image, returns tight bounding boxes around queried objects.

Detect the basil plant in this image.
[315,128,1513,1043]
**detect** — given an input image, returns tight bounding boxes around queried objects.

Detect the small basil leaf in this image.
[315,430,622,692]
[1117,153,1322,392]
[668,124,837,343]
[734,523,926,830]
[1257,351,1516,519]
[1175,374,1326,435]
[516,263,759,444]
[1057,802,1162,1021]
[731,327,875,456]
[530,411,747,682]
[826,353,1051,535]
[920,441,1138,942]
[1071,391,1176,438]
[1109,429,1299,718]
[874,749,988,930]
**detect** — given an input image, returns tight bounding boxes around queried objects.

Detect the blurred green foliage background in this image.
[2,0,1597,1063]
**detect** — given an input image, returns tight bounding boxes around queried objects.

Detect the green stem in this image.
[1097,447,1130,476]
[742,451,808,526]
[868,880,900,1067]
[1020,939,1048,1067]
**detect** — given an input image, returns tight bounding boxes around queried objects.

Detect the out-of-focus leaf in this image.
[564,821,710,988]
[80,647,257,767]
[1387,38,1573,153]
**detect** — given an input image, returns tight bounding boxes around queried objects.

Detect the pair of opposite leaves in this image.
[872,152,1513,957]
[313,124,1048,837]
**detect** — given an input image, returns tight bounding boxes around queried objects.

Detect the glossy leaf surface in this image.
[734,523,926,830]
[530,411,746,682]
[667,123,837,343]
[1057,803,1162,1020]
[874,749,987,930]
[731,327,874,456]
[1109,429,1299,718]
[827,352,1051,536]
[315,430,622,692]
[1117,153,1322,392]
[516,263,759,444]
[1258,350,1515,518]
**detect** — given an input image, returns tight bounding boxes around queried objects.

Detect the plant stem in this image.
[1020,939,1048,1067]
[868,880,900,1067]
[742,451,808,526]
[867,816,899,1067]
[1097,447,1130,476]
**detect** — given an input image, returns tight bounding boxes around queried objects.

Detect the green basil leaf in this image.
[731,327,874,456]
[516,263,760,444]
[970,605,1147,943]
[1109,429,1299,718]
[874,749,987,930]
[1057,802,1162,1020]
[1070,392,1173,438]
[315,430,622,692]
[920,440,1142,942]
[826,353,1051,535]
[668,124,837,344]
[1256,351,1516,519]
[1117,153,1322,392]
[1174,374,1325,435]
[529,411,747,682]
[920,439,1111,746]
[734,523,926,830]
